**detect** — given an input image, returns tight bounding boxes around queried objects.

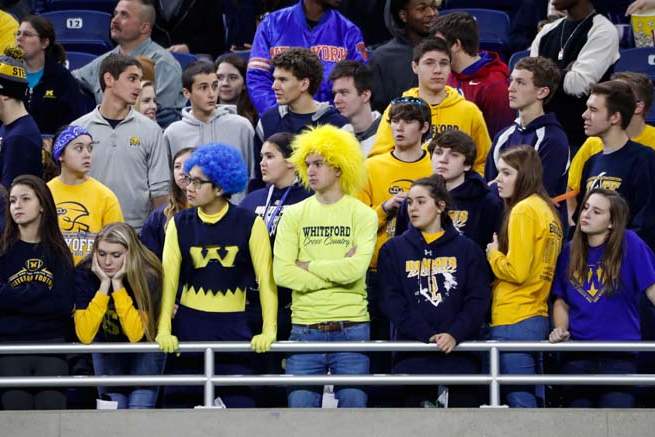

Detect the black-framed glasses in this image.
[183,175,213,189]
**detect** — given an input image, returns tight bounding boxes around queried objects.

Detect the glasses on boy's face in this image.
[182,175,213,189]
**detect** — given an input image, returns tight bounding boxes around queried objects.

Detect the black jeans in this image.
[0,353,68,410]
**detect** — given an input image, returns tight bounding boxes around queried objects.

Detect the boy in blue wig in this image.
[156,143,277,408]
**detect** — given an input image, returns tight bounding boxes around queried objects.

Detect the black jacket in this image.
[24,57,92,136]
[152,0,226,58]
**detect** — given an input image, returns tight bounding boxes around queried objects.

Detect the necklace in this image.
[558,10,596,61]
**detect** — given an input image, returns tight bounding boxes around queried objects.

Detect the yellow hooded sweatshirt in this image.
[368,86,492,175]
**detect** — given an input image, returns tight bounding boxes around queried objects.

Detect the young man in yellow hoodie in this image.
[368,37,491,175]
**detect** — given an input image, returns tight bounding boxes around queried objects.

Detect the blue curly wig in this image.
[184,143,248,195]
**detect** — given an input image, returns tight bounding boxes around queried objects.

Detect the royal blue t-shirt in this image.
[552,230,655,341]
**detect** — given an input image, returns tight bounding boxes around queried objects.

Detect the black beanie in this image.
[0,47,28,100]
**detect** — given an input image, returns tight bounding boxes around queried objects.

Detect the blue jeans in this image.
[286,322,370,408]
[561,353,637,408]
[92,352,166,409]
[489,316,548,408]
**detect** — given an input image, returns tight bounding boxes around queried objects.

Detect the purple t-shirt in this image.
[552,230,655,341]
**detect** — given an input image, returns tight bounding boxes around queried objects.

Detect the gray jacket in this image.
[73,107,170,230]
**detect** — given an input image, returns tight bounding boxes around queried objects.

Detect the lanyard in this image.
[263,184,292,235]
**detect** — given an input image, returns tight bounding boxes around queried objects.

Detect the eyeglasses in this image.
[182,175,213,189]
[15,30,39,38]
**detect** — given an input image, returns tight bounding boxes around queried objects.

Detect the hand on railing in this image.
[429,333,456,354]
[548,328,571,343]
[156,333,180,353]
[251,331,276,353]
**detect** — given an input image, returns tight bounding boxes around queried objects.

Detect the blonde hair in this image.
[93,223,162,341]
[289,125,366,195]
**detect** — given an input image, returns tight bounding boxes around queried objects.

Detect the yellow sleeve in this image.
[249,217,277,336]
[367,104,393,157]
[487,211,535,283]
[356,165,389,229]
[157,218,182,336]
[74,292,110,344]
[273,206,335,292]
[112,288,145,343]
[471,110,492,175]
[103,192,125,225]
[567,139,594,192]
[307,207,378,284]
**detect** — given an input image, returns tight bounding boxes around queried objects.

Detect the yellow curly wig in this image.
[289,125,366,196]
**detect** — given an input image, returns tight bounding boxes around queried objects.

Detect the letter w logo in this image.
[189,246,239,268]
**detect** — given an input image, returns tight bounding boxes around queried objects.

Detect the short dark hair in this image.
[431,12,479,56]
[99,54,142,92]
[411,174,452,223]
[413,37,451,63]
[182,60,216,91]
[328,60,373,95]
[265,132,295,158]
[271,48,323,96]
[388,97,432,131]
[428,130,476,166]
[611,71,654,113]
[514,56,561,104]
[591,80,637,130]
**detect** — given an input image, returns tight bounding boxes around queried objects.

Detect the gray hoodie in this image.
[164,105,256,180]
[368,0,419,112]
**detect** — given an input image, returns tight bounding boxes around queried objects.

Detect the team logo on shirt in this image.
[102,308,121,336]
[129,136,141,147]
[405,257,458,307]
[44,90,56,99]
[8,259,54,289]
[573,264,606,303]
[586,172,622,192]
[448,210,468,232]
[56,201,96,258]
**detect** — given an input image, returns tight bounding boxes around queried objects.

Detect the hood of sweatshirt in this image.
[383,0,409,43]
[402,86,464,110]
[449,171,493,201]
[276,100,341,122]
[451,51,509,83]
[180,104,236,126]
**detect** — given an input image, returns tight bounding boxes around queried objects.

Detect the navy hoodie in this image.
[378,223,491,344]
[0,114,43,189]
[485,112,569,197]
[395,172,503,250]
[0,241,74,341]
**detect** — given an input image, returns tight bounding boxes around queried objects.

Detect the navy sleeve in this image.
[537,133,570,197]
[140,209,166,259]
[479,191,504,247]
[74,265,98,310]
[378,242,435,343]
[627,151,655,249]
[1,135,42,189]
[394,199,410,237]
[484,142,498,183]
[446,242,491,343]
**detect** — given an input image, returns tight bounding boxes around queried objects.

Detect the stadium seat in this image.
[44,0,116,13]
[64,51,96,70]
[614,47,655,123]
[439,8,511,56]
[508,49,530,71]
[171,52,199,70]
[42,10,113,55]
[443,0,518,12]
[232,49,251,62]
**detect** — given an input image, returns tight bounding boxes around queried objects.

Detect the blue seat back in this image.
[439,8,511,54]
[64,51,96,70]
[508,49,530,71]
[615,47,655,123]
[44,0,116,13]
[41,10,113,55]
[172,52,199,70]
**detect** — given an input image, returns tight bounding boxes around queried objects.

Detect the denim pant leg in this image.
[92,352,129,409]
[286,326,328,408]
[490,316,548,408]
[127,352,166,409]
[328,323,370,408]
[598,355,637,408]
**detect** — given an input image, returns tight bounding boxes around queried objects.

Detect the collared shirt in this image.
[72,106,170,230]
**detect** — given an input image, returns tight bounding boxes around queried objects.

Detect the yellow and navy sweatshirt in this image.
[0,241,74,341]
[73,263,157,344]
[378,223,491,344]
[273,195,377,325]
[358,150,433,269]
[158,203,277,340]
[367,86,491,175]
[487,194,563,327]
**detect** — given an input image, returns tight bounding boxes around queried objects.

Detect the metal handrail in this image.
[1,340,654,408]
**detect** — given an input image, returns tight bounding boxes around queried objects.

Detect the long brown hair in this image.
[568,189,629,294]
[1,175,73,270]
[214,53,258,126]
[497,146,560,253]
[92,223,162,341]
[22,15,67,64]
[163,147,193,222]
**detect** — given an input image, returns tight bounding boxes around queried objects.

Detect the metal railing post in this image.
[204,347,214,407]
[490,346,501,407]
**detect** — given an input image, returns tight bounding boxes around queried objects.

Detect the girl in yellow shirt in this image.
[486,146,563,408]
